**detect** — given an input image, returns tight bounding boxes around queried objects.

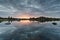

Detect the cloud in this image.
[0,0,60,17]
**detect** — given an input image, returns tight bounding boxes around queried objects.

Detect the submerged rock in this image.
[5,23,11,25]
[52,22,57,25]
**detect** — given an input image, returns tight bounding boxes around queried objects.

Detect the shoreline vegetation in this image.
[29,16,60,22]
[0,16,60,22]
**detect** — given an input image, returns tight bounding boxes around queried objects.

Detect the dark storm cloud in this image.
[0,0,60,17]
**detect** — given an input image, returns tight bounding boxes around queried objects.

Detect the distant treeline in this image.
[29,16,60,22]
[0,16,60,22]
[0,16,20,22]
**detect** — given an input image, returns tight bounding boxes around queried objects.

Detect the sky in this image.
[0,0,60,18]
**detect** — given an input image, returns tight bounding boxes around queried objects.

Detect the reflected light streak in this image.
[20,20,31,25]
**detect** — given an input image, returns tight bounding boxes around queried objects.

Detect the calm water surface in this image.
[0,20,60,40]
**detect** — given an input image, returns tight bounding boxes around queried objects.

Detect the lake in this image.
[0,20,60,40]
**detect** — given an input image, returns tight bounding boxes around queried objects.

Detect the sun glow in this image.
[19,15,31,19]
[15,12,37,19]
[16,13,32,19]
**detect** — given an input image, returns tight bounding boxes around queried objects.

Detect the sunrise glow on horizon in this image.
[15,13,36,18]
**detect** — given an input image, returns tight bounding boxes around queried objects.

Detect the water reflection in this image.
[0,20,60,40]
[20,20,32,25]
[0,20,58,26]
